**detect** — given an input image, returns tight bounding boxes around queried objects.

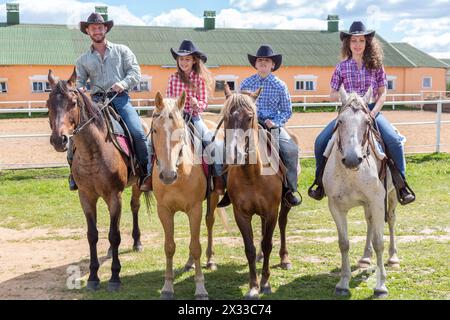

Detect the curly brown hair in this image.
[341,35,384,70]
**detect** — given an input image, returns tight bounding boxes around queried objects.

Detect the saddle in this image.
[95,94,148,178]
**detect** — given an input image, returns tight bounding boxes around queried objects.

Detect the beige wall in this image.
[0,64,447,108]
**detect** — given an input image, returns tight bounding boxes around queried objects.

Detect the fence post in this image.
[420,91,424,111]
[303,96,307,112]
[392,95,395,110]
[137,99,141,115]
[28,101,31,117]
[435,100,442,153]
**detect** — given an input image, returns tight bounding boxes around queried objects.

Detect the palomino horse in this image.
[220,87,299,299]
[46,70,148,292]
[323,87,399,298]
[151,92,220,300]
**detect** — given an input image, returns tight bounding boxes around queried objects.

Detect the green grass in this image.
[1,153,449,300]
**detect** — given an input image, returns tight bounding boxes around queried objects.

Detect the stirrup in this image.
[396,181,416,205]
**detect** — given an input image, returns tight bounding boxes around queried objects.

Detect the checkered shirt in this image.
[166,71,207,116]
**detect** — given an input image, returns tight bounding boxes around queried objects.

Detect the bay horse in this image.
[220,87,299,299]
[323,87,399,298]
[46,69,149,292]
[151,92,220,300]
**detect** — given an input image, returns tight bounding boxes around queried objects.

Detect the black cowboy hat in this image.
[170,40,208,63]
[80,12,114,35]
[248,45,282,72]
[340,21,375,41]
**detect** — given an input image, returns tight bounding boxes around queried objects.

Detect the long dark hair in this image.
[341,35,384,70]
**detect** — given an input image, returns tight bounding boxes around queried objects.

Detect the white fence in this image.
[0,99,449,169]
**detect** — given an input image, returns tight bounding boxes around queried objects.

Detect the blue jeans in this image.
[314,103,406,178]
[110,92,151,174]
[276,127,299,192]
[190,115,223,177]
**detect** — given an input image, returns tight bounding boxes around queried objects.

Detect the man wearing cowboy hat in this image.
[71,12,152,191]
[240,45,301,207]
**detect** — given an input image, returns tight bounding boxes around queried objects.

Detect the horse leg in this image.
[80,191,100,291]
[278,203,292,270]
[158,206,176,300]
[188,204,209,300]
[234,211,259,299]
[260,213,277,295]
[330,203,351,296]
[387,191,400,268]
[131,184,143,252]
[205,193,218,271]
[370,202,389,298]
[106,192,123,292]
[256,217,265,263]
[358,205,373,268]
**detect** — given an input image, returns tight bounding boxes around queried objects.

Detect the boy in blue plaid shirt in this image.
[240,45,301,207]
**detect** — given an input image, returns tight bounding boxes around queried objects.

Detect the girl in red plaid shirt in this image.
[166,39,225,194]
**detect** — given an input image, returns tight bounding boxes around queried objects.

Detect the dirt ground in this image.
[0,110,449,299]
[1,110,449,169]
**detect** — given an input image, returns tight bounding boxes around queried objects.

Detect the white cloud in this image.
[395,17,450,58]
[146,8,202,28]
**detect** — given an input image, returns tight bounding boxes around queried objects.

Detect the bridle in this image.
[334,101,375,162]
[150,110,187,170]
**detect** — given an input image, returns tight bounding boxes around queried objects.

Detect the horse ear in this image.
[363,87,373,105]
[48,69,57,89]
[223,82,232,99]
[177,91,186,110]
[155,92,164,111]
[68,67,77,87]
[339,86,349,105]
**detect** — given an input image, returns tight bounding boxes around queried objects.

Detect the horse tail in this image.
[142,191,153,218]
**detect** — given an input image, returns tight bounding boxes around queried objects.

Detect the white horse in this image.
[323,87,399,298]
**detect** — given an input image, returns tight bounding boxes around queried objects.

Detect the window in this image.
[32,81,51,93]
[215,80,236,91]
[294,75,317,92]
[422,77,432,89]
[133,81,150,92]
[295,80,315,91]
[387,76,396,91]
[0,82,7,93]
[214,75,239,92]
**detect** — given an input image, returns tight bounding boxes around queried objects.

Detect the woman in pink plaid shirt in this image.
[166,39,225,194]
[308,21,415,205]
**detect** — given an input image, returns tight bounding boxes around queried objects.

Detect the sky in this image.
[0,0,449,59]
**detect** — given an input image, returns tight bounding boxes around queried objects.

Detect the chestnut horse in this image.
[220,87,299,299]
[151,92,220,300]
[46,69,148,292]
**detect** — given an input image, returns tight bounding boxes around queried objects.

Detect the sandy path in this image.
[1,110,449,169]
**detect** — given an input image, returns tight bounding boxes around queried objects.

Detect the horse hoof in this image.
[358,259,371,269]
[374,289,389,299]
[387,259,400,268]
[245,288,260,300]
[206,262,217,271]
[107,281,121,292]
[182,265,195,273]
[161,291,174,300]
[133,244,144,252]
[281,262,292,270]
[86,281,100,291]
[260,285,272,295]
[195,294,209,300]
[335,287,350,296]
[106,248,113,259]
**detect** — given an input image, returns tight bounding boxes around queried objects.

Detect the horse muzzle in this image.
[159,170,178,185]
[342,155,363,170]
[50,133,70,152]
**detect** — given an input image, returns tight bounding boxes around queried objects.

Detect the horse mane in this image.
[50,80,103,127]
[221,93,258,130]
[339,92,370,115]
